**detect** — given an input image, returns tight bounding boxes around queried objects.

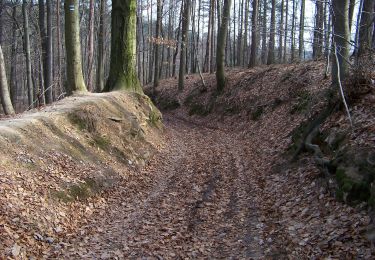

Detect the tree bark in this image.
[153,0,163,92]
[278,0,284,62]
[105,0,141,92]
[267,0,276,65]
[332,0,350,86]
[45,0,53,103]
[358,0,374,56]
[86,0,95,92]
[249,0,259,67]
[216,0,232,92]
[96,0,106,92]
[64,0,87,93]
[178,0,191,91]
[299,0,305,60]
[0,44,15,115]
[261,0,268,64]
[23,0,34,107]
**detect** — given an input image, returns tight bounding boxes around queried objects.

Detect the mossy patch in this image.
[290,91,311,114]
[90,135,110,150]
[52,178,102,202]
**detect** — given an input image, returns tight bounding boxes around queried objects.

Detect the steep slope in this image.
[0,92,162,258]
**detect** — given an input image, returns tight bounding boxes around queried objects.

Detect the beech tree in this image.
[332,0,350,86]
[249,0,259,67]
[267,0,276,65]
[357,0,374,57]
[22,0,33,107]
[64,0,87,93]
[178,0,191,91]
[0,44,15,115]
[105,0,142,92]
[216,0,232,92]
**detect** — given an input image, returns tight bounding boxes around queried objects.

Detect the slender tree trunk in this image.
[261,0,268,64]
[216,0,232,92]
[299,0,305,60]
[291,0,296,62]
[283,0,289,63]
[23,0,34,107]
[243,0,249,66]
[358,0,374,57]
[64,0,87,93]
[45,0,53,103]
[267,0,276,65]
[96,0,106,92]
[278,0,284,62]
[153,0,163,92]
[10,4,18,106]
[332,0,350,86]
[56,0,62,96]
[105,0,141,92]
[313,0,324,59]
[86,0,95,91]
[204,0,214,72]
[178,0,191,91]
[249,0,259,67]
[0,45,15,115]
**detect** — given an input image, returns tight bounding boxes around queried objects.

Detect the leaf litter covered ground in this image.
[1,62,374,258]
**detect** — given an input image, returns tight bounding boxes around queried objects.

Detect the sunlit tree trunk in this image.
[105,0,141,92]
[64,0,87,93]
[96,0,106,92]
[0,44,15,115]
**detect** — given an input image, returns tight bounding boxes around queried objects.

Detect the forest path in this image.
[59,113,266,259]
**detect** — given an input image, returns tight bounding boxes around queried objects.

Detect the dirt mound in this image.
[0,91,163,258]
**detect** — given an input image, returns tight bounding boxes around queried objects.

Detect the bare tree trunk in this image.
[96,0,106,92]
[267,0,276,65]
[204,0,214,72]
[178,0,191,91]
[283,0,289,63]
[0,44,15,115]
[64,0,87,93]
[23,0,34,107]
[105,0,141,92]
[249,0,259,67]
[291,0,297,62]
[278,0,284,62]
[243,0,249,66]
[86,0,95,91]
[216,0,231,92]
[153,0,163,92]
[313,0,324,59]
[299,0,305,60]
[261,0,268,64]
[332,0,350,86]
[358,0,374,57]
[10,4,18,106]
[45,0,53,103]
[56,0,63,96]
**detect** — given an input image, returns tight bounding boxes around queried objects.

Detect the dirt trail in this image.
[55,114,266,259]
